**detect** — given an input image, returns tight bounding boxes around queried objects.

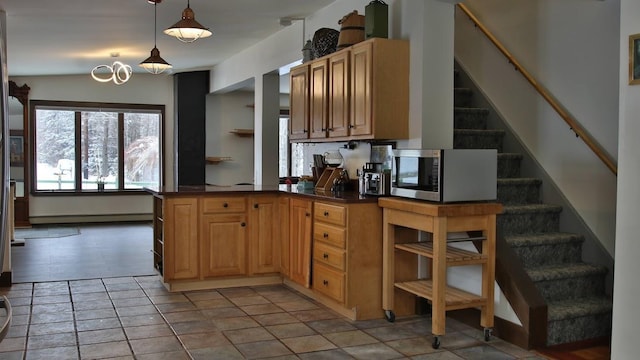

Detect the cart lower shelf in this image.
[394,279,488,311]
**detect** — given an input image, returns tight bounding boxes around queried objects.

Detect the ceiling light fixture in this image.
[140,0,172,74]
[164,0,212,43]
[91,53,132,85]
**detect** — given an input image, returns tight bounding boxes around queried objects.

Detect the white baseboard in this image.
[28,213,153,225]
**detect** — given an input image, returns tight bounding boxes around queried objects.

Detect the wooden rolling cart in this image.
[379,197,502,349]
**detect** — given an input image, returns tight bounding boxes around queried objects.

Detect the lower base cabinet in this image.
[288,197,313,287]
[201,212,247,278]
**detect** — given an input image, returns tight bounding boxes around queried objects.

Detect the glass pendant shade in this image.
[140,47,172,74]
[164,3,212,43]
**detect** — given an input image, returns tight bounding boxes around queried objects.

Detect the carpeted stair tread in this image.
[501,203,563,214]
[505,232,584,248]
[547,297,613,321]
[454,89,474,107]
[497,178,541,185]
[526,263,608,282]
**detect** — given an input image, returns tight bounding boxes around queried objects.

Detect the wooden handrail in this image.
[457,4,617,175]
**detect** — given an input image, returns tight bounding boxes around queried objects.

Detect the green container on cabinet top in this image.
[365,0,388,39]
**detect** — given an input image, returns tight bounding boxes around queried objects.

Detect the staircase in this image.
[453,71,613,346]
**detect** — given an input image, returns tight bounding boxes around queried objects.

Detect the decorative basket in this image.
[337,10,365,50]
[312,28,340,58]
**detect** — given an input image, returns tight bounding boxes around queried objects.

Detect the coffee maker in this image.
[358,162,390,196]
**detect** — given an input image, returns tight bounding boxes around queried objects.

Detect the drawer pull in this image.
[254,203,259,209]
[323,233,329,238]
[324,211,329,217]
[223,203,229,208]
[241,222,246,227]
[323,253,329,259]
[305,212,310,217]
[323,280,329,286]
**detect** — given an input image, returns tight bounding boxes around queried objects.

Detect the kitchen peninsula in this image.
[146,184,384,320]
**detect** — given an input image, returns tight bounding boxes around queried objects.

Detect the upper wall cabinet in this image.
[289,38,409,143]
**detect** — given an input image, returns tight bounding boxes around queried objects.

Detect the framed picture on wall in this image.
[9,130,24,167]
[629,33,640,85]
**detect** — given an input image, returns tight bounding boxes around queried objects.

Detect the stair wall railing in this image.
[457,3,617,176]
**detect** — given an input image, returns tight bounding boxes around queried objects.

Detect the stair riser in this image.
[454,110,488,130]
[498,212,560,235]
[548,312,612,346]
[497,183,541,205]
[511,243,583,268]
[535,275,606,302]
[454,133,504,152]
[454,89,473,107]
[497,157,521,178]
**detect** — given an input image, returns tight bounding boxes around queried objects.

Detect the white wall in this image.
[455,0,619,256]
[10,73,174,220]
[612,1,640,357]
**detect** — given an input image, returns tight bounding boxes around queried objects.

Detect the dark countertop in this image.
[144,184,380,204]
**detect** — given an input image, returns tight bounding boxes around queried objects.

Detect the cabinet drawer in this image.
[313,241,345,271]
[313,263,345,303]
[314,202,346,227]
[313,222,345,249]
[201,197,246,213]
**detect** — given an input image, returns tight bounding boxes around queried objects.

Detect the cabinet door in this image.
[163,197,199,281]
[289,65,309,140]
[289,198,313,287]
[328,51,350,138]
[350,41,373,137]
[201,213,247,278]
[279,196,291,278]
[309,59,329,139]
[249,195,280,275]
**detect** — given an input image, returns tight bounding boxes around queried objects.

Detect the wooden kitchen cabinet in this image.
[200,197,248,278]
[249,195,280,275]
[311,201,383,320]
[163,197,200,281]
[279,196,291,278]
[289,197,313,287]
[289,64,309,140]
[309,59,329,139]
[288,38,408,142]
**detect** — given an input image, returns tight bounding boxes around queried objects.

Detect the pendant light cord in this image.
[154,1,158,47]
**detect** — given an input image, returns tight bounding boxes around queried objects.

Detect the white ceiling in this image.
[0,0,335,77]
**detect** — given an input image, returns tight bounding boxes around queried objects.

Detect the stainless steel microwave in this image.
[390,149,497,202]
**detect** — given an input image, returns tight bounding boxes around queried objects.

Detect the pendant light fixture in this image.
[91,53,132,85]
[140,0,172,74]
[164,0,212,43]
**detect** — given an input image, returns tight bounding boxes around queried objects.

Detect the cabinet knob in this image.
[348,124,355,129]
[327,128,334,132]
[323,233,329,238]
[323,280,329,286]
[303,129,308,133]
[254,204,259,209]
[305,212,310,217]
[321,128,327,131]
[323,253,329,259]
[324,211,329,217]
[223,203,228,208]
[241,222,246,227]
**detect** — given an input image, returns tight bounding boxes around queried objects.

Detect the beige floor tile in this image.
[386,336,441,357]
[29,311,74,324]
[33,287,69,297]
[192,298,235,309]
[189,345,245,360]
[291,309,340,322]
[170,319,219,335]
[136,350,191,360]
[240,303,285,315]
[102,277,137,284]
[10,314,29,326]
[266,322,317,339]
[26,332,77,350]
[323,330,379,348]
[155,301,198,313]
[129,335,184,355]
[115,304,159,317]
[364,324,424,342]
[80,340,132,359]
[111,297,153,308]
[252,312,299,326]
[70,291,110,302]
[276,299,320,312]
[297,349,354,359]
[163,310,205,324]
[119,313,165,327]
[281,334,337,354]
[235,339,293,359]
[10,305,30,316]
[217,287,258,298]
[0,337,26,352]
[213,315,261,331]
[72,299,113,311]
[74,308,117,321]
[306,318,357,334]
[25,345,79,360]
[229,295,271,306]
[5,297,30,307]
[6,324,28,338]
[342,342,404,360]
[200,306,246,319]
[179,331,230,350]
[31,302,72,314]
[78,327,126,345]
[124,323,174,340]
[223,326,276,344]
[76,317,122,332]
[108,289,147,299]
[28,321,75,336]
[0,351,23,360]
[184,290,224,302]
[149,294,190,305]
[105,282,143,292]
[31,294,70,305]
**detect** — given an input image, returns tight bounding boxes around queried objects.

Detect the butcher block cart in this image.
[378,197,503,349]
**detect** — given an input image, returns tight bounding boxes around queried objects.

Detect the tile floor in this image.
[0,275,548,360]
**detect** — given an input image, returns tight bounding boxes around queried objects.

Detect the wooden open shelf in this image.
[395,242,487,265]
[206,156,233,164]
[230,129,254,137]
[395,280,487,311]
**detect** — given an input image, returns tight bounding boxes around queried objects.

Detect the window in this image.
[31,101,164,194]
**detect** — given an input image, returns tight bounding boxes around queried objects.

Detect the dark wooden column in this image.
[174,71,209,185]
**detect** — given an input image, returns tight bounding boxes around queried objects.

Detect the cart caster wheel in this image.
[432,336,440,349]
[384,310,395,323]
[484,328,492,342]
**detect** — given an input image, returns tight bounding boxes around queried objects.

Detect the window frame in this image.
[30,100,165,196]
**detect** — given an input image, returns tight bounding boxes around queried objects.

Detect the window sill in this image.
[32,189,151,197]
